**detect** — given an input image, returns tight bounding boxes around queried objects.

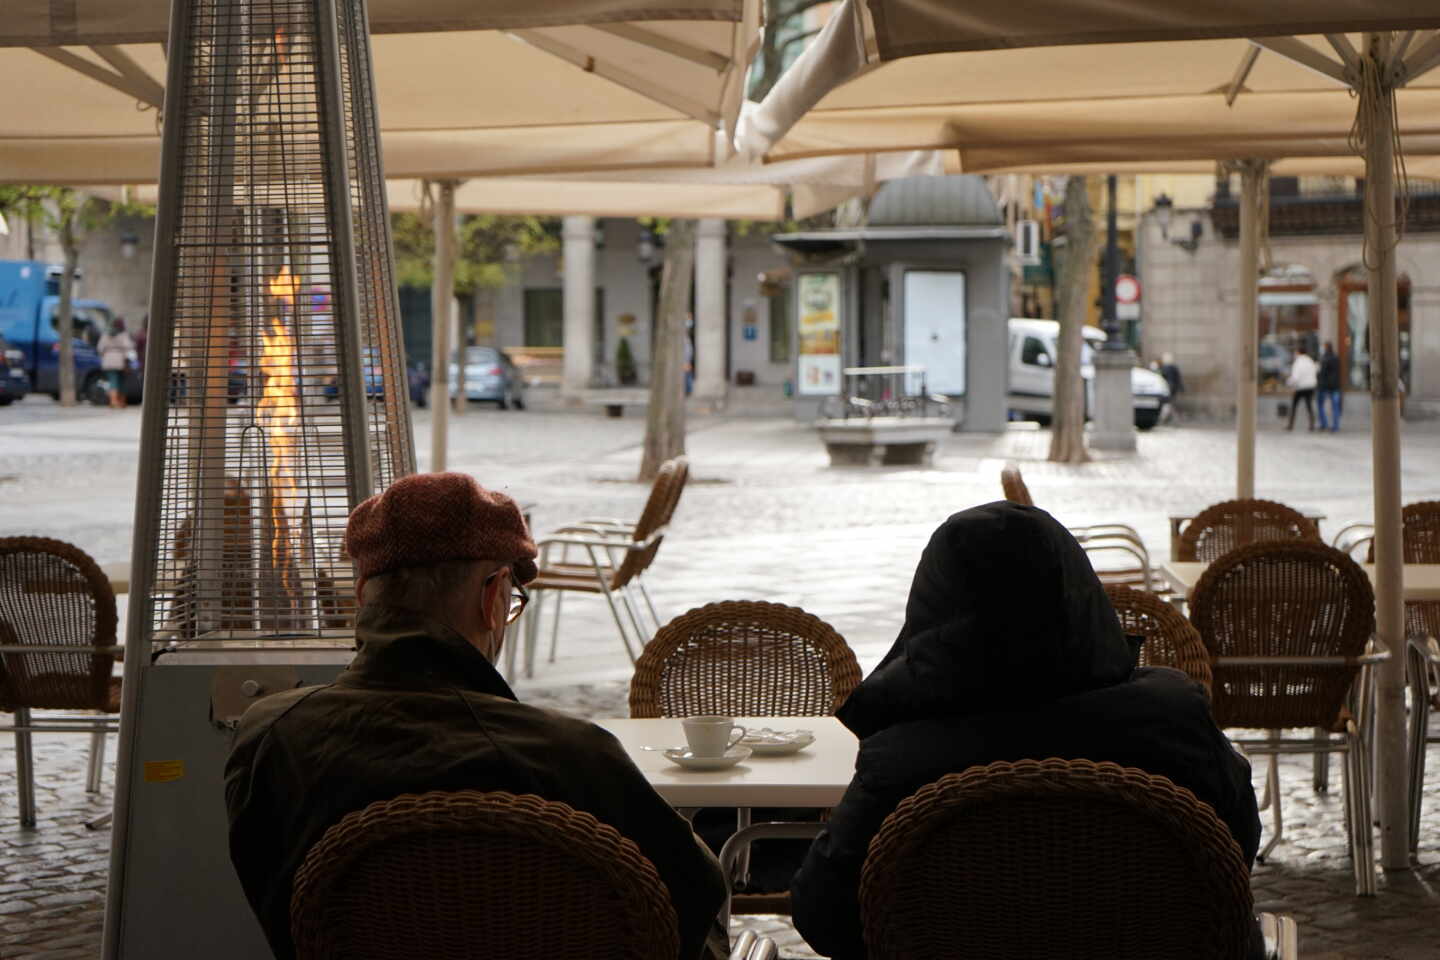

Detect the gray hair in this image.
[361,559,499,609]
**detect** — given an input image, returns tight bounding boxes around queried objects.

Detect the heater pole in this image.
[430,180,458,471]
[1361,31,1410,871]
[317,0,375,505]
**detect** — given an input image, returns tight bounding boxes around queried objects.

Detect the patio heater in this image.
[103,0,413,957]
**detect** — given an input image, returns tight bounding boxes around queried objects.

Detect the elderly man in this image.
[225,472,726,960]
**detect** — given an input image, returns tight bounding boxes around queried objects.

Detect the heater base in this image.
[107,648,353,960]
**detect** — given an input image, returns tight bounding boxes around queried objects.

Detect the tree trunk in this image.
[639,219,696,482]
[1049,177,1095,464]
[56,220,80,407]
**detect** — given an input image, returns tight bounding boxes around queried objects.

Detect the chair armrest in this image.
[1410,634,1440,665]
[1260,912,1298,960]
[536,533,646,551]
[0,645,124,656]
[1215,649,1391,667]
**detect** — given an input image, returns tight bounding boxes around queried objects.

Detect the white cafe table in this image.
[1159,560,1440,603]
[596,716,858,808]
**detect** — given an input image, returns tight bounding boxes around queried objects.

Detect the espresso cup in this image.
[682,716,747,757]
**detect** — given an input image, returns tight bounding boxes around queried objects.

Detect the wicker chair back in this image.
[0,537,117,712]
[611,459,680,590]
[1175,498,1318,562]
[1189,540,1374,730]
[999,461,1034,506]
[291,790,680,960]
[1378,501,1440,649]
[859,759,1256,960]
[629,600,861,718]
[1104,585,1212,694]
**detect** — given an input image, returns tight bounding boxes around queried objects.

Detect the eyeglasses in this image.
[486,568,529,625]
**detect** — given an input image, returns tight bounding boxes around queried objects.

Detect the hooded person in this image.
[225,472,727,960]
[790,502,1261,960]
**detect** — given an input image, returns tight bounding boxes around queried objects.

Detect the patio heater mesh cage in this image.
[137,0,413,644]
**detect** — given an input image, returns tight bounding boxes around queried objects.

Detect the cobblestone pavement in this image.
[4,394,1440,956]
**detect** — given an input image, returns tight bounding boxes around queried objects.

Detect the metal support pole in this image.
[1235,161,1266,500]
[1101,174,1121,348]
[1361,32,1410,870]
[429,180,457,471]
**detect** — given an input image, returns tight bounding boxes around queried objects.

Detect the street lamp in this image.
[1152,193,1203,253]
[636,227,660,267]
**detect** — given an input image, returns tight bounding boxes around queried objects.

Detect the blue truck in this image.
[0,259,138,404]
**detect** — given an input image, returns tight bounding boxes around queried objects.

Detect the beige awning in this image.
[115,150,942,219]
[739,1,1440,170]
[0,2,760,183]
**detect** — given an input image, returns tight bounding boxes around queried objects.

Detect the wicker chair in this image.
[629,600,860,718]
[517,459,680,677]
[292,790,680,960]
[1189,540,1384,895]
[999,461,1164,592]
[1175,498,1319,562]
[859,759,1293,960]
[1104,584,1212,695]
[0,536,123,827]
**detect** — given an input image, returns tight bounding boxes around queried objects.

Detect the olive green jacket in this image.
[225,605,725,960]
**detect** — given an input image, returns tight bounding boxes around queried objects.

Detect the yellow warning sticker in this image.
[143,760,185,783]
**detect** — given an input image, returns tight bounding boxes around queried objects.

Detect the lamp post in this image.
[1101,174,1123,350]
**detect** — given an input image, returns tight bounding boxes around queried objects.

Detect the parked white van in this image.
[1007,318,1171,431]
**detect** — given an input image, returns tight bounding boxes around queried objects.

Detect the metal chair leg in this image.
[522,589,546,679]
[1407,641,1429,860]
[734,808,754,889]
[1347,723,1377,896]
[547,592,564,664]
[595,580,639,663]
[1312,727,1330,794]
[14,706,36,828]
[617,586,652,655]
[637,578,663,634]
[1257,740,1283,863]
[86,726,106,794]
[85,811,113,831]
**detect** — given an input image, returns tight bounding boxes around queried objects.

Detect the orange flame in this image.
[259,267,302,596]
[275,27,289,66]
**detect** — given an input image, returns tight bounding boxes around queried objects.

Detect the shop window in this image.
[1337,268,1411,392]
[1257,267,1319,392]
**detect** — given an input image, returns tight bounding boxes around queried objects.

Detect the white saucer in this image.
[663,745,753,770]
[739,729,816,756]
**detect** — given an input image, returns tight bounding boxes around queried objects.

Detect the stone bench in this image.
[815,417,953,467]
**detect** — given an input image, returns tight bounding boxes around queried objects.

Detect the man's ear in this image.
[482,568,508,632]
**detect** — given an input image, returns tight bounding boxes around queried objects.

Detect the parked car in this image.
[1006,318,1171,431]
[450,347,526,409]
[322,347,386,401]
[0,334,30,405]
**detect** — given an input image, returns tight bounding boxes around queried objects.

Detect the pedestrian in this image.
[1159,351,1184,423]
[132,317,148,376]
[1285,344,1318,431]
[789,502,1262,960]
[1317,341,1342,432]
[225,473,728,960]
[95,317,134,409]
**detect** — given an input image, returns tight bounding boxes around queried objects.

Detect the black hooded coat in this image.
[789,502,1261,960]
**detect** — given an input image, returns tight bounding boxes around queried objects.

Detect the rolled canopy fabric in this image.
[0,2,760,183]
[739,0,1440,164]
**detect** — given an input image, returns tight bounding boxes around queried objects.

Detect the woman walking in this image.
[1286,344,1318,431]
[96,317,134,409]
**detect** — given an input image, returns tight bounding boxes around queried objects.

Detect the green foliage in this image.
[391,208,559,295]
[616,336,638,386]
[0,186,153,251]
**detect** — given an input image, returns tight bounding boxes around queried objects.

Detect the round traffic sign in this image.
[1115,274,1141,304]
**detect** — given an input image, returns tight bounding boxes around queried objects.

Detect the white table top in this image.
[1159,560,1440,602]
[596,716,858,808]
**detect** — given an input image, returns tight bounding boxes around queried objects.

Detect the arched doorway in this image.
[1335,265,1412,393]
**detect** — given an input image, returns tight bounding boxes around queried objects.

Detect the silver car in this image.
[451,346,526,409]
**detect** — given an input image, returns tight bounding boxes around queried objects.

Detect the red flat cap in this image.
[344,472,537,583]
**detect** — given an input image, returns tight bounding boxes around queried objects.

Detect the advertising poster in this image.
[797,272,841,395]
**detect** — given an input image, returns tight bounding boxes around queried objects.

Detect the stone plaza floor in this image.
[2,394,1440,957]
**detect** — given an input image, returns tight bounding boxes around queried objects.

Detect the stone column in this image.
[1090,350,1137,451]
[694,218,728,403]
[562,215,596,400]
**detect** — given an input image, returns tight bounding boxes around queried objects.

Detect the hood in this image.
[837,501,1136,739]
